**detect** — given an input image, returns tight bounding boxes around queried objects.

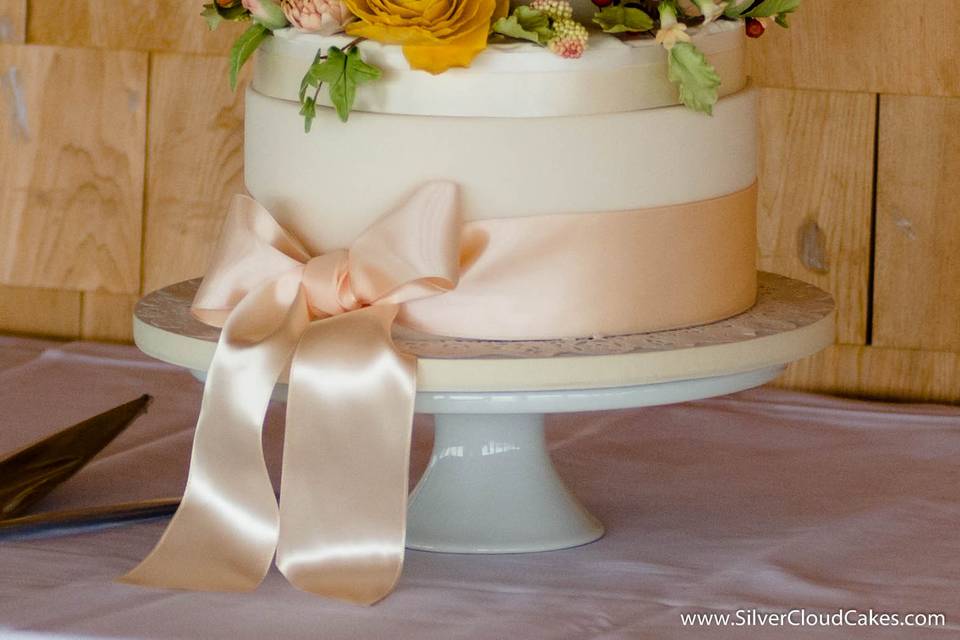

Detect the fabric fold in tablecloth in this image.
[0,336,957,639]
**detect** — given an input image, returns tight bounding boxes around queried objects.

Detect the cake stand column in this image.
[406,412,604,554]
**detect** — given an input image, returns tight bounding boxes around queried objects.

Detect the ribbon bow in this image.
[122,182,461,605]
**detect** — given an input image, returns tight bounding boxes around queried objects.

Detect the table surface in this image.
[134,272,835,392]
[1,337,958,639]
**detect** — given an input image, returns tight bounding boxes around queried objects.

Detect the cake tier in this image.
[254,20,745,117]
[245,87,757,254]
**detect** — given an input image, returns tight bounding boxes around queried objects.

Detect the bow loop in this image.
[349,181,462,306]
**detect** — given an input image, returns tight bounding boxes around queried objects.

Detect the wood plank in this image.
[777,345,960,405]
[873,95,960,352]
[748,0,960,97]
[80,292,136,342]
[757,88,875,345]
[0,0,25,43]
[142,53,248,293]
[0,286,81,338]
[0,44,146,294]
[27,1,246,54]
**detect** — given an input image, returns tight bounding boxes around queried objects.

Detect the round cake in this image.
[242,18,757,339]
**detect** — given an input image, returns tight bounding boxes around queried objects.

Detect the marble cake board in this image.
[133,272,834,554]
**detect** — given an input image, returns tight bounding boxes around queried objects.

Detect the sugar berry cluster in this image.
[531,0,590,58]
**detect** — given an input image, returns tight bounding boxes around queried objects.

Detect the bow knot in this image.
[302,250,362,317]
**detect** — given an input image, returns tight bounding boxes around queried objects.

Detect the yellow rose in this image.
[343,0,509,74]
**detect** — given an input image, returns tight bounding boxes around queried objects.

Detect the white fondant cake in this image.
[247,23,755,253]
[241,20,759,338]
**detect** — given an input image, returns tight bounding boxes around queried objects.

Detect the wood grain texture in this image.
[873,95,960,352]
[0,44,146,294]
[80,292,136,342]
[748,0,960,97]
[142,53,247,293]
[0,0,25,43]
[26,1,246,53]
[0,286,81,337]
[777,345,960,405]
[757,88,875,345]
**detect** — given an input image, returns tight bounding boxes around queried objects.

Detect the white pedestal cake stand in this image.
[133,272,834,555]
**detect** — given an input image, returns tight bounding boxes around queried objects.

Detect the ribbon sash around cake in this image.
[122,181,756,604]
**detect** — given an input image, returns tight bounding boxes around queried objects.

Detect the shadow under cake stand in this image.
[134,272,834,555]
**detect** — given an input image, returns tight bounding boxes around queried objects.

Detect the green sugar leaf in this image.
[667,42,721,115]
[493,6,554,44]
[201,4,224,30]
[723,0,754,18]
[229,22,269,91]
[215,2,251,21]
[744,0,801,20]
[329,47,382,122]
[300,97,317,133]
[593,6,654,34]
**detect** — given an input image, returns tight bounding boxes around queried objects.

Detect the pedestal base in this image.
[407,413,603,554]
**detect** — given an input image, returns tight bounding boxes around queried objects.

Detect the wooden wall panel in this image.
[0,44,146,294]
[142,54,247,293]
[873,95,960,352]
[0,1,957,402]
[27,0,245,53]
[748,0,960,97]
[0,0,25,43]
[0,286,80,337]
[757,88,876,345]
[80,292,136,342]
[778,345,960,405]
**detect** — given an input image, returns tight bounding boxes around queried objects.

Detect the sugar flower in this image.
[241,0,289,29]
[280,0,354,35]
[655,2,691,50]
[343,0,509,74]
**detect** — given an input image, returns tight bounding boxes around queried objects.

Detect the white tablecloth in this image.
[0,336,957,639]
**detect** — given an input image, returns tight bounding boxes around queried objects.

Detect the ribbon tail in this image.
[277,303,416,605]
[121,275,310,592]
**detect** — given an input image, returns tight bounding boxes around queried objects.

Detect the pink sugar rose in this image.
[280,0,355,35]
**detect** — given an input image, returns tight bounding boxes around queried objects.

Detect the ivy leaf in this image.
[300,97,318,133]
[298,46,382,128]
[492,6,554,44]
[744,0,801,23]
[299,48,327,106]
[593,6,654,34]
[201,4,224,30]
[229,22,269,91]
[667,42,721,115]
[328,47,382,122]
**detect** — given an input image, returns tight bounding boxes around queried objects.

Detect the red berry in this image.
[592,0,614,7]
[745,17,766,38]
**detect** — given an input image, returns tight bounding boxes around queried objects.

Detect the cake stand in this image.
[133,272,834,554]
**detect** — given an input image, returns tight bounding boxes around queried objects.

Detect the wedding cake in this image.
[241,9,759,339]
[123,0,800,605]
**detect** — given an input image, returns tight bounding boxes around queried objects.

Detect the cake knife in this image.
[0,497,180,541]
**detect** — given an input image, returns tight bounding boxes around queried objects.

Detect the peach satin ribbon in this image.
[122,181,757,605]
[121,182,462,605]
